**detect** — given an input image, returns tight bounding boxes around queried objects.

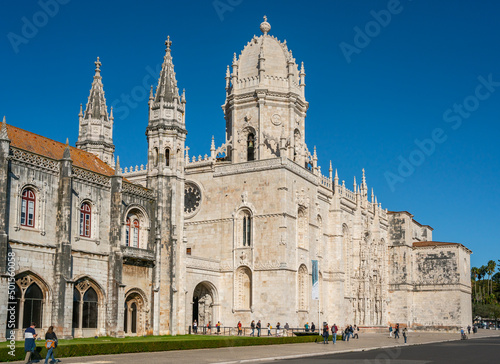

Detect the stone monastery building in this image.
[0,18,472,339]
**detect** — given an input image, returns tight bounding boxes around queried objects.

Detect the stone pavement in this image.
[9,330,500,364]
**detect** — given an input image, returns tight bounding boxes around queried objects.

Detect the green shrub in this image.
[0,335,321,362]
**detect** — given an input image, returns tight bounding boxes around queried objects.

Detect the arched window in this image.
[21,188,36,227]
[13,275,45,329]
[22,283,43,328]
[73,280,99,330]
[298,265,308,311]
[242,213,252,247]
[247,133,255,161]
[165,148,170,167]
[80,202,91,238]
[124,209,148,249]
[125,218,139,247]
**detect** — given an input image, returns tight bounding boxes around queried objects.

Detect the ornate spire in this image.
[154,36,179,102]
[362,168,367,188]
[76,58,114,167]
[83,57,109,122]
[115,156,121,175]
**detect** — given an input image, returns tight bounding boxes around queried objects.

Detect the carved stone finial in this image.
[95,57,101,72]
[260,15,271,35]
[165,35,172,50]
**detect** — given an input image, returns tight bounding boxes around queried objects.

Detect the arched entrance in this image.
[123,289,147,336]
[192,282,217,329]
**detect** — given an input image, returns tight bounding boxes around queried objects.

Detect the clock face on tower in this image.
[184,183,201,215]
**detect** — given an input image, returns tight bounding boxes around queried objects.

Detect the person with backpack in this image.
[44,326,59,364]
[216,321,221,335]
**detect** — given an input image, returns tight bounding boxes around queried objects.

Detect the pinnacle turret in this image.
[76,58,115,167]
[154,36,179,103]
[0,116,8,141]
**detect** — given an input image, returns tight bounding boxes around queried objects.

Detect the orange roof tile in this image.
[6,123,115,176]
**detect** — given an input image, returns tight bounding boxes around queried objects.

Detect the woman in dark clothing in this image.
[44,326,59,364]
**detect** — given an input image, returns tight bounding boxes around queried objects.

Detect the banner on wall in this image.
[312,260,319,300]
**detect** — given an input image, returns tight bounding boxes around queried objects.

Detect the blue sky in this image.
[1,0,499,269]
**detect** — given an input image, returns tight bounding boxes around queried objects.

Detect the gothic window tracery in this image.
[240,210,252,247]
[14,276,44,329]
[73,279,100,330]
[21,188,36,227]
[80,202,91,238]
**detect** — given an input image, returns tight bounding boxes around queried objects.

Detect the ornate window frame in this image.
[15,183,46,235]
[122,205,150,250]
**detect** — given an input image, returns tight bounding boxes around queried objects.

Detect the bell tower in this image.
[146,36,187,336]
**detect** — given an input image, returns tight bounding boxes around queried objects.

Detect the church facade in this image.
[0,18,471,340]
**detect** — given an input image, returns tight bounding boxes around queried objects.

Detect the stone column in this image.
[53,144,73,338]
[107,171,124,337]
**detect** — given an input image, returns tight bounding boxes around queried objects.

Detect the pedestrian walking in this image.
[389,325,393,337]
[193,320,198,334]
[250,320,255,336]
[256,320,262,337]
[207,321,212,335]
[332,324,338,344]
[216,321,221,335]
[284,322,290,336]
[24,322,37,364]
[394,325,400,339]
[322,323,329,344]
[44,326,59,364]
[467,325,471,335]
[276,322,281,337]
[237,321,242,335]
[402,327,408,344]
[311,322,316,333]
[267,323,271,336]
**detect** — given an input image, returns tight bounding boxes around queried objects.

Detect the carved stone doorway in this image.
[192,282,217,329]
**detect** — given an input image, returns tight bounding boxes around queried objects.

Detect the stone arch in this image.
[192,281,219,329]
[13,271,51,331]
[235,266,252,310]
[124,288,148,336]
[298,264,308,311]
[72,276,105,338]
[238,126,257,162]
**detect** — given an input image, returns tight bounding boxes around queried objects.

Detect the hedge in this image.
[0,334,331,362]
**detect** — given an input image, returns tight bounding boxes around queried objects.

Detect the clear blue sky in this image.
[1,0,499,269]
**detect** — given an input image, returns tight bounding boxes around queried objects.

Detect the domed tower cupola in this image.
[223,17,309,165]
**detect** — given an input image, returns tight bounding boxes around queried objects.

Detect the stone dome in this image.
[236,18,298,81]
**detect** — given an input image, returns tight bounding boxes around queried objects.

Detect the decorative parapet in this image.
[121,245,155,266]
[72,166,111,187]
[337,184,356,202]
[122,181,156,200]
[10,148,59,173]
[122,164,147,175]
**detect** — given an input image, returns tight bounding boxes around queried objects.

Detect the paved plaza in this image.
[9,330,500,364]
